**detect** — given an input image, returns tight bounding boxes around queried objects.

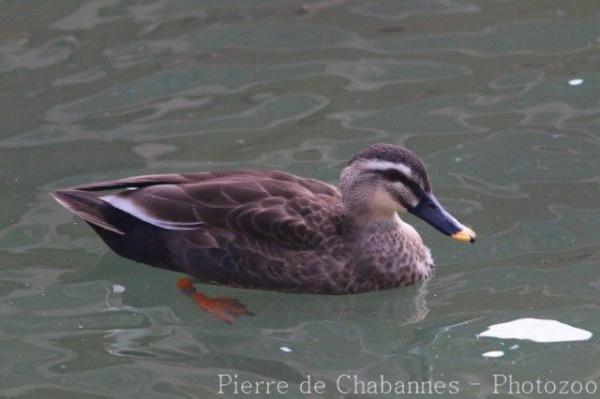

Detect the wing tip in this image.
[50,190,125,235]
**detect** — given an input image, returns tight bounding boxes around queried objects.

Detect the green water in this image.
[2,1,600,398]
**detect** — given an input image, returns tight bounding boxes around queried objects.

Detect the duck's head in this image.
[340,143,476,243]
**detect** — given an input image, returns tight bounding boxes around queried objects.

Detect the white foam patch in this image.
[482,350,504,358]
[568,78,583,86]
[113,284,125,294]
[479,318,592,343]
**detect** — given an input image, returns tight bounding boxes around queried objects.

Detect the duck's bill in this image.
[408,193,477,244]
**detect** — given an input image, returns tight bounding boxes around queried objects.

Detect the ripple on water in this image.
[332,95,485,136]
[426,131,600,186]
[351,0,480,21]
[326,59,471,91]
[373,20,600,56]
[104,21,354,68]
[1,94,329,147]
[44,63,326,122]
[0,36,77,73]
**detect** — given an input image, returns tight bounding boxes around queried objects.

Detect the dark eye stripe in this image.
[372,168,424,198]
[389,189,412,209]
[380,169,404,181]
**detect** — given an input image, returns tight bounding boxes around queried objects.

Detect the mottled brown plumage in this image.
[51,144,475,298]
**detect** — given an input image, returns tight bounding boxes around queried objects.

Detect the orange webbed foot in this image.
[176,277,253,324]
[193,293,254,324]
[177,277,194,290]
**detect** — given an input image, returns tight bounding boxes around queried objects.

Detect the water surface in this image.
[1,1,600,398]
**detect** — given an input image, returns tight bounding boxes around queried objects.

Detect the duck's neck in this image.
[344,211,402,237]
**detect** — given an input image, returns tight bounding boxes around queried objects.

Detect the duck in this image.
[51,143,476,323]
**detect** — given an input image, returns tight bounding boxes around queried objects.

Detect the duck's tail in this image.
[51,189,178,270]
[50,190,125,235]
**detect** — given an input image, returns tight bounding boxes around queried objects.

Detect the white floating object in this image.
[113,284,125,294]
[479,318,592,343]
[568,78,583,86]
[482,350,504,358]
[279,346,293,353]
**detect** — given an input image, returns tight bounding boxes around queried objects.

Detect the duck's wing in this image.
[80,170,342,251]
[69,170,281,191]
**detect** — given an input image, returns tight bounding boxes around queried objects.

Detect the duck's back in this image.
[53,170,352,293]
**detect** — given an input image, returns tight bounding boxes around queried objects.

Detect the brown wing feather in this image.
[98,170,342,251]
[69,170,266,192]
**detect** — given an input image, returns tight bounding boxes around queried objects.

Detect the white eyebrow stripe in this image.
[363,160,413,177]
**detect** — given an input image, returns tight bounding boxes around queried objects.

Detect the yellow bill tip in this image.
[452,227,477,244]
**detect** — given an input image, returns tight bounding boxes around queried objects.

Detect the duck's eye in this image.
[374,168,424,197]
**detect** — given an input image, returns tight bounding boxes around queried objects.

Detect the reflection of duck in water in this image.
[51,144,475,323]
[101,279,431,359]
